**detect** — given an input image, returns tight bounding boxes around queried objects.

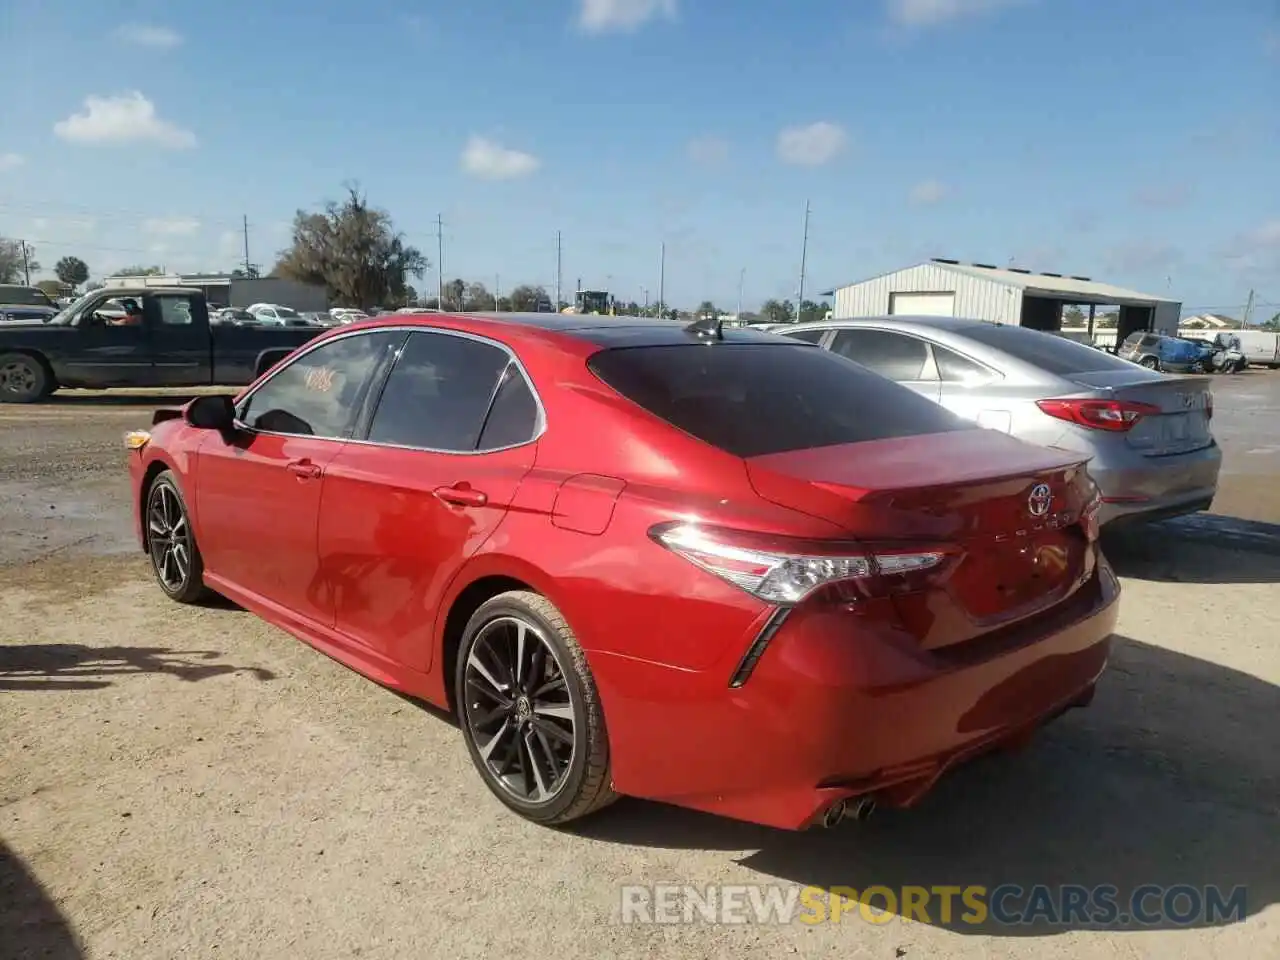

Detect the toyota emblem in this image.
[1027,483,1053,518]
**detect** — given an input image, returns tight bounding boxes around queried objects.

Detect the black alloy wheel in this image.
[456,591,616,825]
[146,471,209,604]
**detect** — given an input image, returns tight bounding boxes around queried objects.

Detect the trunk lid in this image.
[745,429,1096,648]
[1066,371,1213,457]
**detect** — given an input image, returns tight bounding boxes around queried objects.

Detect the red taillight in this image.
[1036,398,1161,432]
[650,522,951,605]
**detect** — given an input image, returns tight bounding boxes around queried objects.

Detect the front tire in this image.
[145,470,210,604]
[455,590,617,825]
[1139,355,1160,370]
[0,353,52,403]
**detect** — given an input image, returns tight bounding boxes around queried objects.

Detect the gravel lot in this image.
[2,374,1278,959]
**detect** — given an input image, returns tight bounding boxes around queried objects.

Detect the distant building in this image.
[1181,313,1238,329]
[102,272,327,311]
[821,258,1181,344]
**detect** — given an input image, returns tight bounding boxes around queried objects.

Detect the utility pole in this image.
[736,268,746,320]
[1243,289,1255,329]
[796,200,811,322]
[242,215,251,275]
[494,274,501,310]
[657,242,665,318]
[643,288,649,315]
[20,240,31,284]
[436,214,444,308]
[555,231,562,310]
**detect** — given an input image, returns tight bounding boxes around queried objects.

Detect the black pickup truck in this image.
[0,285,325,403]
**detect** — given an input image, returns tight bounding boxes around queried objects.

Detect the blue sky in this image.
[1,0,1277,316]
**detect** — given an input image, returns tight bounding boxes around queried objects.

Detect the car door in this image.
[64,297,155,386]
[316,329,542,673]
[828,328,941,401]
[145,292,213,386]
[193,329,406,626]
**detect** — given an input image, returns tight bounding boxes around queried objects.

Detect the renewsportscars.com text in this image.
[619,883,1248,928]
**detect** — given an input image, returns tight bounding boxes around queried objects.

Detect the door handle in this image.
[433,484,488,507]
[286,459,322,479]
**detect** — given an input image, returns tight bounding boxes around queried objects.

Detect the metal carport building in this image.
[821,259,1182,346]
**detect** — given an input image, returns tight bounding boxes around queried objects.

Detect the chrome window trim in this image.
[231,323,547,455]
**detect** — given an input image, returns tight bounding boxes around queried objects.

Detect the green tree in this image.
[1063,305,1086,326]
[462,281,492,311]
[110,265,165,277]
[54,256,90,291]
[1095,312,1119,329]
[274,184,427,311]
[696,300,719,318]
[761,299,794,324]
[508,284,551,312]
[797,299,829,324]
[0,239,40,283]
[1263,313,1280,331]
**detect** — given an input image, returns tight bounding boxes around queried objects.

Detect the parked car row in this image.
[125,309,1154,834]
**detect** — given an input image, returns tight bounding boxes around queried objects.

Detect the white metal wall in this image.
[832,263,1022,323]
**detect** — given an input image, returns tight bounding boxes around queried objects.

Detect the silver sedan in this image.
[778,316,1222,526]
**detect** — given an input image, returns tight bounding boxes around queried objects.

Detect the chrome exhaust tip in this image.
[821,800,848,828]
[848,796,877,822]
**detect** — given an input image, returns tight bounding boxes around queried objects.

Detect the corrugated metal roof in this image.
[823,260,1178,305]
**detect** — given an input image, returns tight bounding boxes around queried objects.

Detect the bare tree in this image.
[274,185,427,310]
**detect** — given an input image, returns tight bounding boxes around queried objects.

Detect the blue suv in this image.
[1118,331,1202,373]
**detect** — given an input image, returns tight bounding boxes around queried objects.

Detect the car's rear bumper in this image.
[1091,441,1222,525]
[592,554,1120,830]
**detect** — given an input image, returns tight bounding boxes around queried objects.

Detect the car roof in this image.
[334,311,798,350]
[786,314,1001,334]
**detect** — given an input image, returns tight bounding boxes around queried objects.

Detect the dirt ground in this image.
[2,376,1278,959]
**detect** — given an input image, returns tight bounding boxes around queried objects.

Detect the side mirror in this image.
[185,394,237,431]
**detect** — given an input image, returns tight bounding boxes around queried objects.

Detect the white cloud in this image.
[577,0,677,33]
[113,24,183,48]
[887,0,1023,28]
[909,179,949,205]
[143,217,201,236]
[1133,181,1193,209]
[686,135,730,166]
[0,152,23,172]
[53,92,196,149]
[460,136,540,179]
[776,121,848,167]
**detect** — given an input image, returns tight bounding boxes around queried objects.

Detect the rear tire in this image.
[0,353,52,403]
[455,590,617,825]
[1139,355,1160,370]
[145,470,211,604]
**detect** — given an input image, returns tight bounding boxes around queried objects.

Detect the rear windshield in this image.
[0,285,55,307]
[587,342,972,458]
[960,323,1137,375]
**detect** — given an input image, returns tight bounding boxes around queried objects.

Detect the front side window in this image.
[365,331,516,451]
[239,330,403,438]
[830,329,931,381]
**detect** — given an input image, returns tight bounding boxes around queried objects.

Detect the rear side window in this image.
[830,329,930,380]
[587,343,970,459]
[477,363,540,450]
[783,327,827,344]
[934,345,996,383]
[962,323,1139,375]
[366,330,512,451]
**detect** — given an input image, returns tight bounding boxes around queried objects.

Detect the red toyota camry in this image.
[126,313,1118,831]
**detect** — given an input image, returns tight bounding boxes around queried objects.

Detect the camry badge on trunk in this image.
[1027,483,1053,517]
